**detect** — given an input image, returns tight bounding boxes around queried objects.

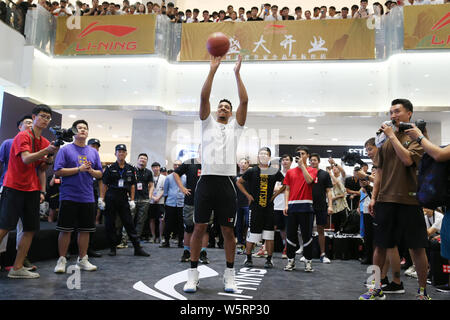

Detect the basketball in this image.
[206,32,230,57]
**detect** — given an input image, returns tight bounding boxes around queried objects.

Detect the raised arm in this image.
[200,56,222,120]
[234,55,248,126]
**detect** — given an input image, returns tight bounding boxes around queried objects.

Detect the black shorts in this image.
[56,200,96,233]
[249,205,275,234]
[0,187,40,232]
[373,202,428,249]
[314,209,328,226]
[149,203,165,219]
[274,210,288,230]
[194,175,237,228]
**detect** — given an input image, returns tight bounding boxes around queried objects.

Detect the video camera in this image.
[398,119,426,133]
[49,126,78,147]
[341,152,366,167]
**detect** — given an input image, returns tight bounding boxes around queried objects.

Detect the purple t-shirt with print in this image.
[54,143,102,203]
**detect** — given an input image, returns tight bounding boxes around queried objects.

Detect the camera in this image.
[398,119,426,132]
[341,152,366,167]
[49,126,78,147]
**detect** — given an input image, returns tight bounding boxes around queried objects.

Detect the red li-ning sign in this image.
[75,41,138,52]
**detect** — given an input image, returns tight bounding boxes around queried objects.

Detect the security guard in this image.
[87,138,102,258]
[99,144,149,257]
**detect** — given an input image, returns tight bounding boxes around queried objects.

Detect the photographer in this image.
[405,123,450,292]
[359,99,429,300]
[53,120,102,273]
[0,104,58,279]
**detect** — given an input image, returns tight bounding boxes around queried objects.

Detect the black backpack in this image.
[342,209,360,234]
[417,151,450,210]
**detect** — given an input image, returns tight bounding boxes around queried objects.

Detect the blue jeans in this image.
[235,206,249,245]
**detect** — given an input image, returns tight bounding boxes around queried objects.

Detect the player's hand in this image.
[40,193,45,203]
[283,206,288,216]
[234,55,242,74]
[210,55,222,71]
[79,162,91,172]
[328,206,333,215]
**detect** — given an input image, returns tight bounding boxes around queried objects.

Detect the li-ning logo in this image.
[430,12,450,46]
[264,23,287,35]
[75,21,138,52]
[78,21,137,38]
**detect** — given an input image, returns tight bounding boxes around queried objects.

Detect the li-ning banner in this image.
[180,19,375,61]
[55,14,156,56]
[404,3,450,49]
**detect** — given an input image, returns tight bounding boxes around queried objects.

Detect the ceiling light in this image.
[307,127,314,130]
[68,114,76,118]
[308,119,317,123]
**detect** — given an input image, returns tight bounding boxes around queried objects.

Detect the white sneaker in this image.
[284,258,296,271]
[8,267,40,279]
[320,255,331,264]
[183,268,199,293]
[299,256,306,263]
[77,255,97,271]
[405,265,416,277]
[54,256,67,273]
[304,260,314,272]
[223,268,238,293]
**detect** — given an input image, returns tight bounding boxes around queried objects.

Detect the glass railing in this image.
[21,5,444,61]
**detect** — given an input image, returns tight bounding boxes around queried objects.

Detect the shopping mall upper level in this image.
[0,3,449,115]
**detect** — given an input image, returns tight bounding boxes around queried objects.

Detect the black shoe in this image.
[199,251,210,264]
[218,243,224,249]
[108,248,117,256]
[381,277,389,288]
[244,258,253,267]
[134,247,150,257]
[383,281,405,294]
[181,250,190,262]
[159,241,170,248]
[264,259,274,269]
[87,250,102,258]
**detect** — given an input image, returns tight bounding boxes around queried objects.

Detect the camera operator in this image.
[405,123,450,292]
[359,99,429,300]
[0,105,58,279]
[0,115,35,271]
[53,120,102,273]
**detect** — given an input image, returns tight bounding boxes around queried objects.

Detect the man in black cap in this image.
[86,138,103,258]
[100,144,149,257]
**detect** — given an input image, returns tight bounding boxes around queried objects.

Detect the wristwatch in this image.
[416,135,425,144]
[40,191,47,196]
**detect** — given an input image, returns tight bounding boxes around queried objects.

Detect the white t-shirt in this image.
[264,15,282,21]
[274,169,288,210]
[151,173,166,204]
[424,211,444,232]
[201,114,244,176]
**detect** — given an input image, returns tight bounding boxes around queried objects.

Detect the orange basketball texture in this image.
[206,32,230,57]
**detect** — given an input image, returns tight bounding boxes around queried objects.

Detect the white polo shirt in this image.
[201,114,244,176]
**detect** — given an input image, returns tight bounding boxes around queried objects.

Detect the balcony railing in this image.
[18,4,448,61]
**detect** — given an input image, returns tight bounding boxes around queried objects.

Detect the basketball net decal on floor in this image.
[133,265,219,300]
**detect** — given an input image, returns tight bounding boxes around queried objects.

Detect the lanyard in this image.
[154,175,160,189]
[118,165,125,178]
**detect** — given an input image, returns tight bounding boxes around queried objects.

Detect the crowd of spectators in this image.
[2,0,448,27]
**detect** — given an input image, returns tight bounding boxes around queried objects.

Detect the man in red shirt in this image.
[283,146,318,272]
[0,104,58,279]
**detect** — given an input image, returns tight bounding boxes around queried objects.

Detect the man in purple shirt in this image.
[53,120,103,273]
